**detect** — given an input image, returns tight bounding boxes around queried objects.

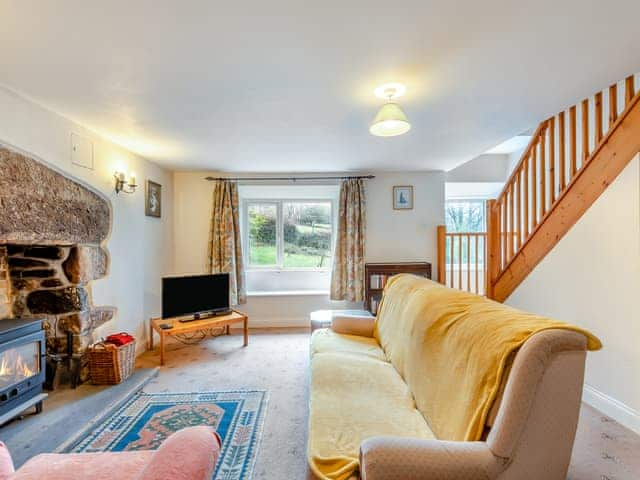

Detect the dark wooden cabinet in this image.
[364,262,432,314]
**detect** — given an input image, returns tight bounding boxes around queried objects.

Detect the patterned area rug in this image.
[57,390,267,480]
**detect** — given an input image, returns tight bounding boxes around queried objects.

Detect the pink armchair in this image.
[0,426,221,480]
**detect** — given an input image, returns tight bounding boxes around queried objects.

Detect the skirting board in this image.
[583,384,640,435]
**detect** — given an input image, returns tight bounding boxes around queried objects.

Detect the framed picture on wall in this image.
[393,185,413,210]
[145,180,162,218]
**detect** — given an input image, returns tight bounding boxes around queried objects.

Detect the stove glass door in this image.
[0,342,39,390]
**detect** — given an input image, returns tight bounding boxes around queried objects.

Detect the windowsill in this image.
[247,290,330,297]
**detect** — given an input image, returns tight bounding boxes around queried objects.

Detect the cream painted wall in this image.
[172,170,445,326]
[0,87,174,352]
[507,156,640,433]
[365,172,445,263]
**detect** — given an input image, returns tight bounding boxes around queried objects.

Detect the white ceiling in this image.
[1,1,639,172]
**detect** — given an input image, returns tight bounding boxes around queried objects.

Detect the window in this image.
[244,200,334,270]
[445,199,486,233]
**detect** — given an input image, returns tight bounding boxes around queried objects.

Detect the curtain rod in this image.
[204,175,375,182]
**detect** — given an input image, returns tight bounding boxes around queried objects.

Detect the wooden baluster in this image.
[549,116,556,204]
[467,235,471,292]
[581,98,589,165]
[531,142,538,228]
[625,76,635,107]
[458,235,462,289]
[501,200,507,269]
[485,200,500,300]
[609,84,618,124]
[558,111,566,191]
[449,233,454,288]
[437,225,446,285]
[508,183,514,261]
[515,172,521,251]
[484,234,488,295]
[595,92,603,144]
[474,235,479,295]
[540,126,547,217]
[523,153,529,238]
[569,106,577,176]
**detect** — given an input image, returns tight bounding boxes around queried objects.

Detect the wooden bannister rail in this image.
[487,73,640,302]
[437,226,487,295]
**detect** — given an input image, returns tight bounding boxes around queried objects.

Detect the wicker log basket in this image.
[88,339,136,385]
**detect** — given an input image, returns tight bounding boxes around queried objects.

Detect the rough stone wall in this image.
[0,147,110,245]
[0,146,115,357]
[5,244,114,354]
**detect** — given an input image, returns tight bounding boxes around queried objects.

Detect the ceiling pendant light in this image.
[370,83,411,137]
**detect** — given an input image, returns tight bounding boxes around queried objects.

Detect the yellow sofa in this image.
[308,275,601,480]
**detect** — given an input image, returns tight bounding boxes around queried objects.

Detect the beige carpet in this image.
[137,328,640,480]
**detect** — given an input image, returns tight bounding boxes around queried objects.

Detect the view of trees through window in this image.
[247,201,333,268]
[445,199,486,232]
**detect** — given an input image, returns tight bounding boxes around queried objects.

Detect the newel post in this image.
[485,200,501,300]
[436,225,446,284]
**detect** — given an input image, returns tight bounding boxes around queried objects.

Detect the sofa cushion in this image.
[12,451,153,480]
[308,351,434,480]
[310,309,372,331]
[310,328,386,361]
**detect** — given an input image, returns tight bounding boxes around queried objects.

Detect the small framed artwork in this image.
[393,185,413,210]
[145,180,162,218]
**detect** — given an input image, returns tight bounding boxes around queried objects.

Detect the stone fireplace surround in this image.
[0,145,115,359]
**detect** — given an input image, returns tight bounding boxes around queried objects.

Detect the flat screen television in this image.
[162,273,230,319]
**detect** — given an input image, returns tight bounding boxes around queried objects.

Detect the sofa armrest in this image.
[0,442,14,480]
[137,426,221,480]
[331,315,375,337]
[360,437,503,480]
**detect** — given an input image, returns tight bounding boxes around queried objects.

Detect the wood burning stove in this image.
[0,318,46,424]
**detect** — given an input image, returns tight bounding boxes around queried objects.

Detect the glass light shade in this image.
[369,102,411,137]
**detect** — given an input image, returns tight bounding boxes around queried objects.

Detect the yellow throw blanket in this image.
[375,275,602,441]
[308,350,434,480]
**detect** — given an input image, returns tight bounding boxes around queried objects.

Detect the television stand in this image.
[149,310,248,365]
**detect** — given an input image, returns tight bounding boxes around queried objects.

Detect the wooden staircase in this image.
[484,74,640,302]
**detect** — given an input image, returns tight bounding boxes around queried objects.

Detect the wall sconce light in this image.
[114,171,137,194]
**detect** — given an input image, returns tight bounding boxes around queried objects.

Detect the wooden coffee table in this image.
[149,310,248,365]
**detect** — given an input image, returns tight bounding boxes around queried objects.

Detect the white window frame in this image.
[242,198,336,272]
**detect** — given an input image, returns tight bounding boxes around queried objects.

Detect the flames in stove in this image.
[0,349,36,386]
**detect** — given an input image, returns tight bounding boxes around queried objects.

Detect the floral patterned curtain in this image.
[208,180,246,305]
[330,179,366,301]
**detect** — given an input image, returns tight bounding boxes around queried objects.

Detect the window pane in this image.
[283,202,332,268]
[248,203,277,266]
[445,200,486,233]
